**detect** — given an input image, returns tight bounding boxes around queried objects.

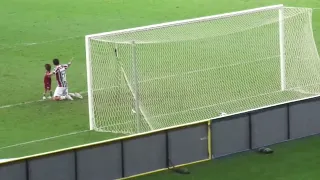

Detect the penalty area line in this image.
[0,87,112,110]
[0,90,88,110]
[0,99,44,109]
[0,36,83,50]
[0,130,90,151]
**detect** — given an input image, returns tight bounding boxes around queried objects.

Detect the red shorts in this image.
[44,83,51,90]
[44,77,51,91]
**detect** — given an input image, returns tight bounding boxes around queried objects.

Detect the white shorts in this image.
[53,86,69,97]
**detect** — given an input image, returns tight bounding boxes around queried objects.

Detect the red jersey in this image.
[44,71,52,90]
[53,64,69,87]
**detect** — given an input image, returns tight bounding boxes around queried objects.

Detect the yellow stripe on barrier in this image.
[2,90,320,165]
[118,122,212,179]
[0,120,211,165]
[118,158,211,180]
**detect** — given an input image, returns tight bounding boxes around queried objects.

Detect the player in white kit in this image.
[51,58,82,101]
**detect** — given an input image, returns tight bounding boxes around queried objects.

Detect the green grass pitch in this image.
[0,0,320,179]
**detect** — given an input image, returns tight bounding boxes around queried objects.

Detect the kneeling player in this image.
[43,64,53,100]
[51,58,82,101]
[53,86,82,101]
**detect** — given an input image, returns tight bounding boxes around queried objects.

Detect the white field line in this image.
[0,90,88,109]
[0,56,276,110]
[0,36,83,109]
[0,55,275,110]
[0,90,91,151]
[1,82,319,151]
[0,99,44,109]
[151,83,320,119]
[0,87,112,109]
[294,88,320,95]
[1,5,319,149]
[0,130,90,151]
[139,55,279,83]
[0,36,97,151]
[0,36,83,50]
[0,54,314,111]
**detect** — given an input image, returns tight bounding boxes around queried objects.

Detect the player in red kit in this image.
[43,64,53,100]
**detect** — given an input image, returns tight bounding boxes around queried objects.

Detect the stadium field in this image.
[0,0,319,161]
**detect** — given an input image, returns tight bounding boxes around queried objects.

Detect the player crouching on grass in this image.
[50,58,82,101]
[43,64,53,100]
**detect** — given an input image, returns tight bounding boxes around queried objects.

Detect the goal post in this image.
[85,35,94,130]
[86,5,320,134]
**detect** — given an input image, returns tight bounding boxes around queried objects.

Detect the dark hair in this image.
[53,58,60,65]
[45,64,51,71]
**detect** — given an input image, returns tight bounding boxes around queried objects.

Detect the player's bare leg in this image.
[48,90,53,99]
[66,94,73,100]
[69,92,83,99]
[53,87,73,101]
[43,91,47,100]
[53,95,71,101]
[53,96,62,101]
[43,90,52,100]
[75,93,83,99]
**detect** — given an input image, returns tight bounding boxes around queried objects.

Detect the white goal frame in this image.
[85,4,286,131]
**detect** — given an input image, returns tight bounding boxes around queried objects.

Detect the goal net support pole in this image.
[131,41,141,133]
[279,7,286,91]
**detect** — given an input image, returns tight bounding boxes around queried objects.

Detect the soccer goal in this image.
[85,4,320,134]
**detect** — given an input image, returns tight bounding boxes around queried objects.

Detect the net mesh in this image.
[87,7,320,134]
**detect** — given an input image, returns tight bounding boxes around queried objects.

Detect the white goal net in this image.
[86,5,320,134]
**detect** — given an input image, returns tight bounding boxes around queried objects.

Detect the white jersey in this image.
[53,64,69,87]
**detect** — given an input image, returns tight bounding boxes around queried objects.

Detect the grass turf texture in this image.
[0,0,320,158]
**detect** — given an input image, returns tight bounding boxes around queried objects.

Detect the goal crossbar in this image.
[86,4,283,39]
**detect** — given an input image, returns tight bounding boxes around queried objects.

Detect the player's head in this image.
[45,64,51,71]
[53,58,60,66]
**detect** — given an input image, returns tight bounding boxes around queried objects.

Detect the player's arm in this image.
[48,67,57,76]
[64,57,74,68]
